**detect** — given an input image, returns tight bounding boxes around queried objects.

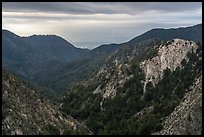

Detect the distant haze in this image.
[2,2,202,49]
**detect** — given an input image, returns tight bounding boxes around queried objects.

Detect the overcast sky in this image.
[2,2,202,49]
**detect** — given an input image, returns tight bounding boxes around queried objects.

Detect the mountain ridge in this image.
[2,29,89,82]
[60,38,202,135]
[2,23,202,94]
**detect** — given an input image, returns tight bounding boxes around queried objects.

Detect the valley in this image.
[2,23,202,135]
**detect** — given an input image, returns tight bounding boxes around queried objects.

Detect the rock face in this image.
[97,39,198,99]
[92,38,202,134]
[101,64,133,99]
[2,70,91,135]
[92,39,161,100]
[61,38,202,135]
[140,39,198,94]
[153,74,202,135]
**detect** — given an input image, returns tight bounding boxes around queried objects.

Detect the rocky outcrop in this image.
[153,74,202,135]
[140,39,198,94]
[92,39,199,100]
[2,70,91,135]
[94,63,133,99]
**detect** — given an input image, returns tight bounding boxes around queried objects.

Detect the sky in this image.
[2,2,202,49]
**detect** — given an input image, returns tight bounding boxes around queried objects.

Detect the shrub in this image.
[42,124,60,135]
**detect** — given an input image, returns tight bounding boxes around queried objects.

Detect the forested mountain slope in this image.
[2,30,89,79]
[60,38,202,135]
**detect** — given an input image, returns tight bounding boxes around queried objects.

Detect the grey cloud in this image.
[2,2,202,15]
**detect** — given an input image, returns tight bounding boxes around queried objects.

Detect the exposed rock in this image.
[93,85,102,94]
[60,38,202,135]
[94,62,133,100]
[140,39,198,94]
[101,64,133,99]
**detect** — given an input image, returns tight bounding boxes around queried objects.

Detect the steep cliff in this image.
[140,39,198,94]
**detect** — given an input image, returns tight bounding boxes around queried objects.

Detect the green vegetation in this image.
[61,42,202,135]
[142,46,159,60]
[63,126,90,135]
[3,24,202,135]
[42,124,60,135]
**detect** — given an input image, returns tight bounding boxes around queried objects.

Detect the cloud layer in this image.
[2,2,201,15]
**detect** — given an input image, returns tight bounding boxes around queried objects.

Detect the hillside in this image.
[2,24,202,94]
[21,24,202,93]
[60,38,202,135]
[127,23,202,46]
[2,30,89,79]
[2,24,202,135]
[2,69,91,135]
[89,23,202,59]
[153,74,202,135]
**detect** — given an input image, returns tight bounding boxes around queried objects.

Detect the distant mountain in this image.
[2,69,91,135]
[88,43,122,57]
[26,34,88,62]
[32,23,202,93]
[128,23,202,45]
[2,24,202,94]
[2,30,89,77]
[91,23,202,57]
